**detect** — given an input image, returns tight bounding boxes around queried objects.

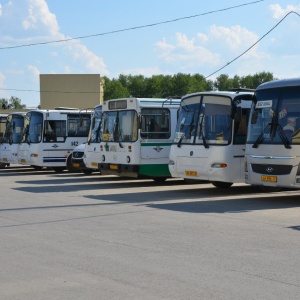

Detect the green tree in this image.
[0,96,26,109]
[103,77,129,101]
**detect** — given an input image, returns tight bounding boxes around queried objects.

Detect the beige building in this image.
[40,74,104,110]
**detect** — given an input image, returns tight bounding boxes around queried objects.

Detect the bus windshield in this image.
[174,95,232,146]
[21,111,43,144]
[3,115,24,144]
[102,110,138,142]
[88,109,102,143]
[247,86,300,146]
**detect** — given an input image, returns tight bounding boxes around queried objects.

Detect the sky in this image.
[0,0,300,108]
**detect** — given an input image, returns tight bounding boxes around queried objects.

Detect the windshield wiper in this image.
[276,124,291,149]
[198,114,209,149]
[252,124,271,148]
[252,122,291,149]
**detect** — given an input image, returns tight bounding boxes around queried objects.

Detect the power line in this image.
[205,11,300,79]
[1,7,298,95]
[0,0,265,50]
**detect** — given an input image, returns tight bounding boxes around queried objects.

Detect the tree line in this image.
[103,71,275,101]
[0,71,275,108]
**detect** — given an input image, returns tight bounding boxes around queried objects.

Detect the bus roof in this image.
[105,97,181,106]
[256,77,300,90]
[182,90,254,100]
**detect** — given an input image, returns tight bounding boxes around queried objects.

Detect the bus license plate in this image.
[2,158,8,162]
[72,163,80,168]
[185,170,198,176]
[20,159,26,163]
[261,175,277,182]
[110,164,119,170]
[91,162,98,167]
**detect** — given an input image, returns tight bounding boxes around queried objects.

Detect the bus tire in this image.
[81,168,93,175]
[0,162,7,169]
[152,177,167,183]
[66,155,78,173]
[212,181,233,188]
[52,167,65,173]
[259,186,282,192]
[31,165,43,170]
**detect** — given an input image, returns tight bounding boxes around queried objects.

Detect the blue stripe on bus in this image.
[43,158,66,163]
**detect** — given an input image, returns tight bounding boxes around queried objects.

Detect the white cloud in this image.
[64,41,108,75]
[22,0,61,38]
[209,25,261,58]
[156,32,220,68]
[155,24,266,73]
[270,4,300,19]
[27,65,40,82]
[1,0,109,75]
[0,4,2,17]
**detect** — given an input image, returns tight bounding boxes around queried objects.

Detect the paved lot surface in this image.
[1,166,300,299]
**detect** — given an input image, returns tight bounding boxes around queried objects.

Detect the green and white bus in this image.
[99,97,180,181]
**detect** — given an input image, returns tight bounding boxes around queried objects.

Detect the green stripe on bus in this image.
[139,164,171,177]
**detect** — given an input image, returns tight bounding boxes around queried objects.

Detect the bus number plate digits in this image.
[2,158,8,162]
[91,162,98,167]
[110,164,119,170]
[71,141,79,147]
[20,159,26,163]
[261,175,277,182]
[185,170,198,176]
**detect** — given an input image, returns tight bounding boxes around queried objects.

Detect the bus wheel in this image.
[152,177,167,183]
[52,167,65,173]
[0,162,7,169]
[260,186,282,192]
[31,165,43,171]
[212,181,233,188]
[66,155,77,173]
[81,169,93,175]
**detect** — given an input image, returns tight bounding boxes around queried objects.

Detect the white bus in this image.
[169,91,253,188]
[0,112,25,165]
[0,113,7,142]
[82,104,102,173]
[245,78,300,190]
[18,108,91,172]
[0,113,8,168]
[99,97,180,181]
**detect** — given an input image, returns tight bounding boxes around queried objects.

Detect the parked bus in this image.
[99,97,180,181]
[0,113,8,168]
[18,108,91,172]
[245,78,300,190]
[70,104,102,174]
[169,90,254,188]
[0,112,25,165]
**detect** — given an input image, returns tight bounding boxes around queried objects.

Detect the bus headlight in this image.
[30,153,38,157]
[211,163,227,168]
[126,156,131,163]
[101,155,105,162]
